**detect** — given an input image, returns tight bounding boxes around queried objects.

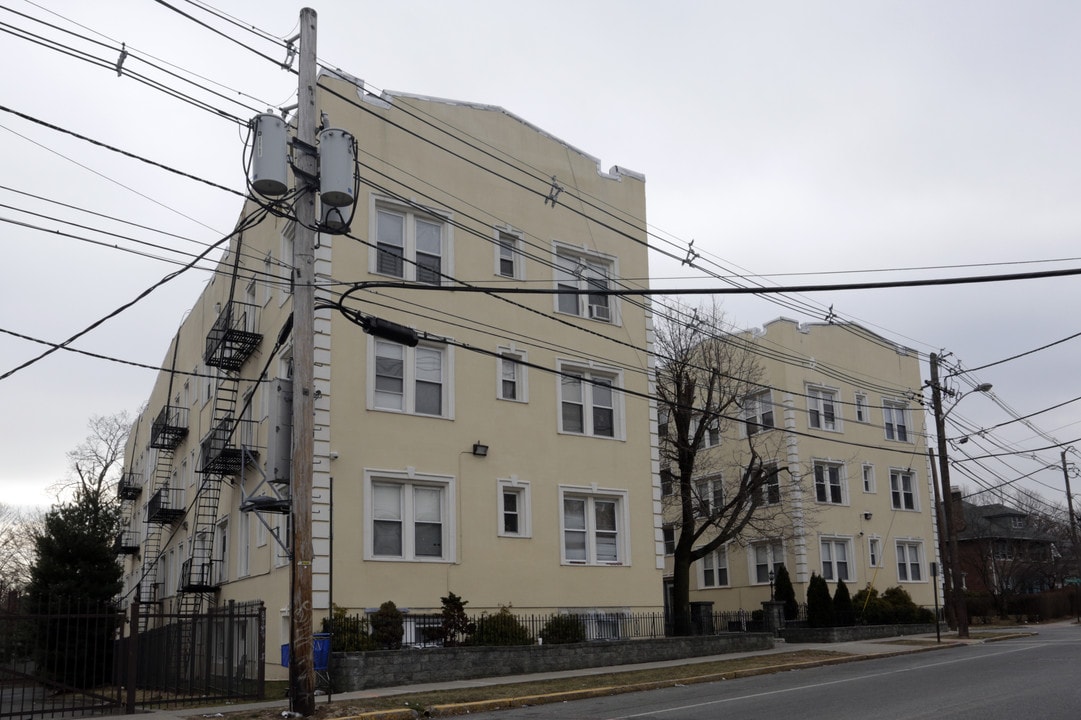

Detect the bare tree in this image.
[50,412,131,512]
[655,301,801,636]
[0,504,42,592]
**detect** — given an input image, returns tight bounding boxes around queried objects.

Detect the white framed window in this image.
[367,471,455,562]
[694,474,724,518]
[559,486,629,566]
[883,400,910,442]
[890,469,919,511]
[807,386,839,431]
[754,464,782,506]
[237,510,250,578]
[495,229,522,279]
[862,464,876,493]
[820,537,852,582]
[273,513,290,568]
[256,510,267,547]
[868,536,882,567]
[691,415,721,449]
[214,518,229,585]
[662,525,676,555]
[262,251,274,305]
[896,540,924,582]
[854,392,869,423]
[660,467,675,497]
[279,221,295,305]
[814,461,847,505]
[371,201,449,285]
[558,362,622,439]
[750,540,784,584]
[497,348,527,402]
[700,546,730,588]
[370,339,453,417]
[742,390,775,436]
[497,478,531,538]
[553,245,617,324]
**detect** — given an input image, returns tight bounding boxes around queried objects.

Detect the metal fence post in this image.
[126,597,139,714]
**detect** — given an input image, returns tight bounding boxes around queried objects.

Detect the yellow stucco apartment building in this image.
[117,72,666,674]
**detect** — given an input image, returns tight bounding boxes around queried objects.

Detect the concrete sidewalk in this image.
[147,628,1033,720]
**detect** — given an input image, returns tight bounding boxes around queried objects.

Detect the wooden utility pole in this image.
[1063,449,1078,547]
[290,7,317,716]
[930,353,969,638]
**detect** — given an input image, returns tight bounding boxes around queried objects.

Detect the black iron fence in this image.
[1,592,123,719]
[0,590,264,719]
[326,607,800,650]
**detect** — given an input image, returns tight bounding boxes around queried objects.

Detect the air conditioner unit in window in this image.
[588,304,611,321]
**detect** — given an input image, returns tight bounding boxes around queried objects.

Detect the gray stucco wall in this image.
[331,634,773,691]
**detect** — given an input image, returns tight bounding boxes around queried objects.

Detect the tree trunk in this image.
[670,550,694,636]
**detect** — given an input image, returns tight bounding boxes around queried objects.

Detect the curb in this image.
[332,641,970,719]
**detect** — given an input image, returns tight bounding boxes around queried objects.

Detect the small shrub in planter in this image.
[539,614,586,644]
[833,579,855,627]
[806,573,834,628]
[471,607,533,646]
[371,601,403,649]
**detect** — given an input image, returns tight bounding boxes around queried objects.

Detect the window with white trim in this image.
[368,474,453,561]
[554,247,616,323]
[896,540,924,581]
[700,546,729,588]
[854,392,869,423]
[279,222,295,305]
[691,415,721,449]
[497,350,527,402]
[890,469,919,511]
[862,464,876,493]
[497,478,531,538]
[742,390,775,436]
[273,513,290,568]
[558,364,622,438]
[372,203,447,285]
[754,464,782,506]
[694,475,725,517]
[496,229,521,279]
[560,487,628,565]
[750,540,784,584]
[883,400,910,442]
[814,461,847,505]
[807,386,839,431]
[868,536,882,567]
[237,510,250,578]
[662,525,675,555]
[262,252,274,305]
[371,339,451,417]
[660,467,675,497]
[820,537,852,582]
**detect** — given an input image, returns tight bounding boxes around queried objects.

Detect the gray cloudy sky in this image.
[2,1,1080,510]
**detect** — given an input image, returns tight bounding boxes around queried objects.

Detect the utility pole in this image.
[290,7,317,716]
[930,352,969,638]
[1062,449,1078,547]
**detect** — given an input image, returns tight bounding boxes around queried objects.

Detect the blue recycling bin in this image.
[280,633,331,671]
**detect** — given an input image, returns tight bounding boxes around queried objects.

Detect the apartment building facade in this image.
[117,73,664,672]
[662,318,940,613]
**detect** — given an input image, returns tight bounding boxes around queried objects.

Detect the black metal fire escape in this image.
[139,337,189,624]
[177,298,262,617]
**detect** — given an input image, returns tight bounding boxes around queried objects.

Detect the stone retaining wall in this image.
[331,634,773,691]
[780,623,937,643]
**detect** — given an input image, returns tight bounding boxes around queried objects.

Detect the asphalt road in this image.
[460,625,1081,720]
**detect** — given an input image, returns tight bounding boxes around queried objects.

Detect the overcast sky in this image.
[2,1,1080,512]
